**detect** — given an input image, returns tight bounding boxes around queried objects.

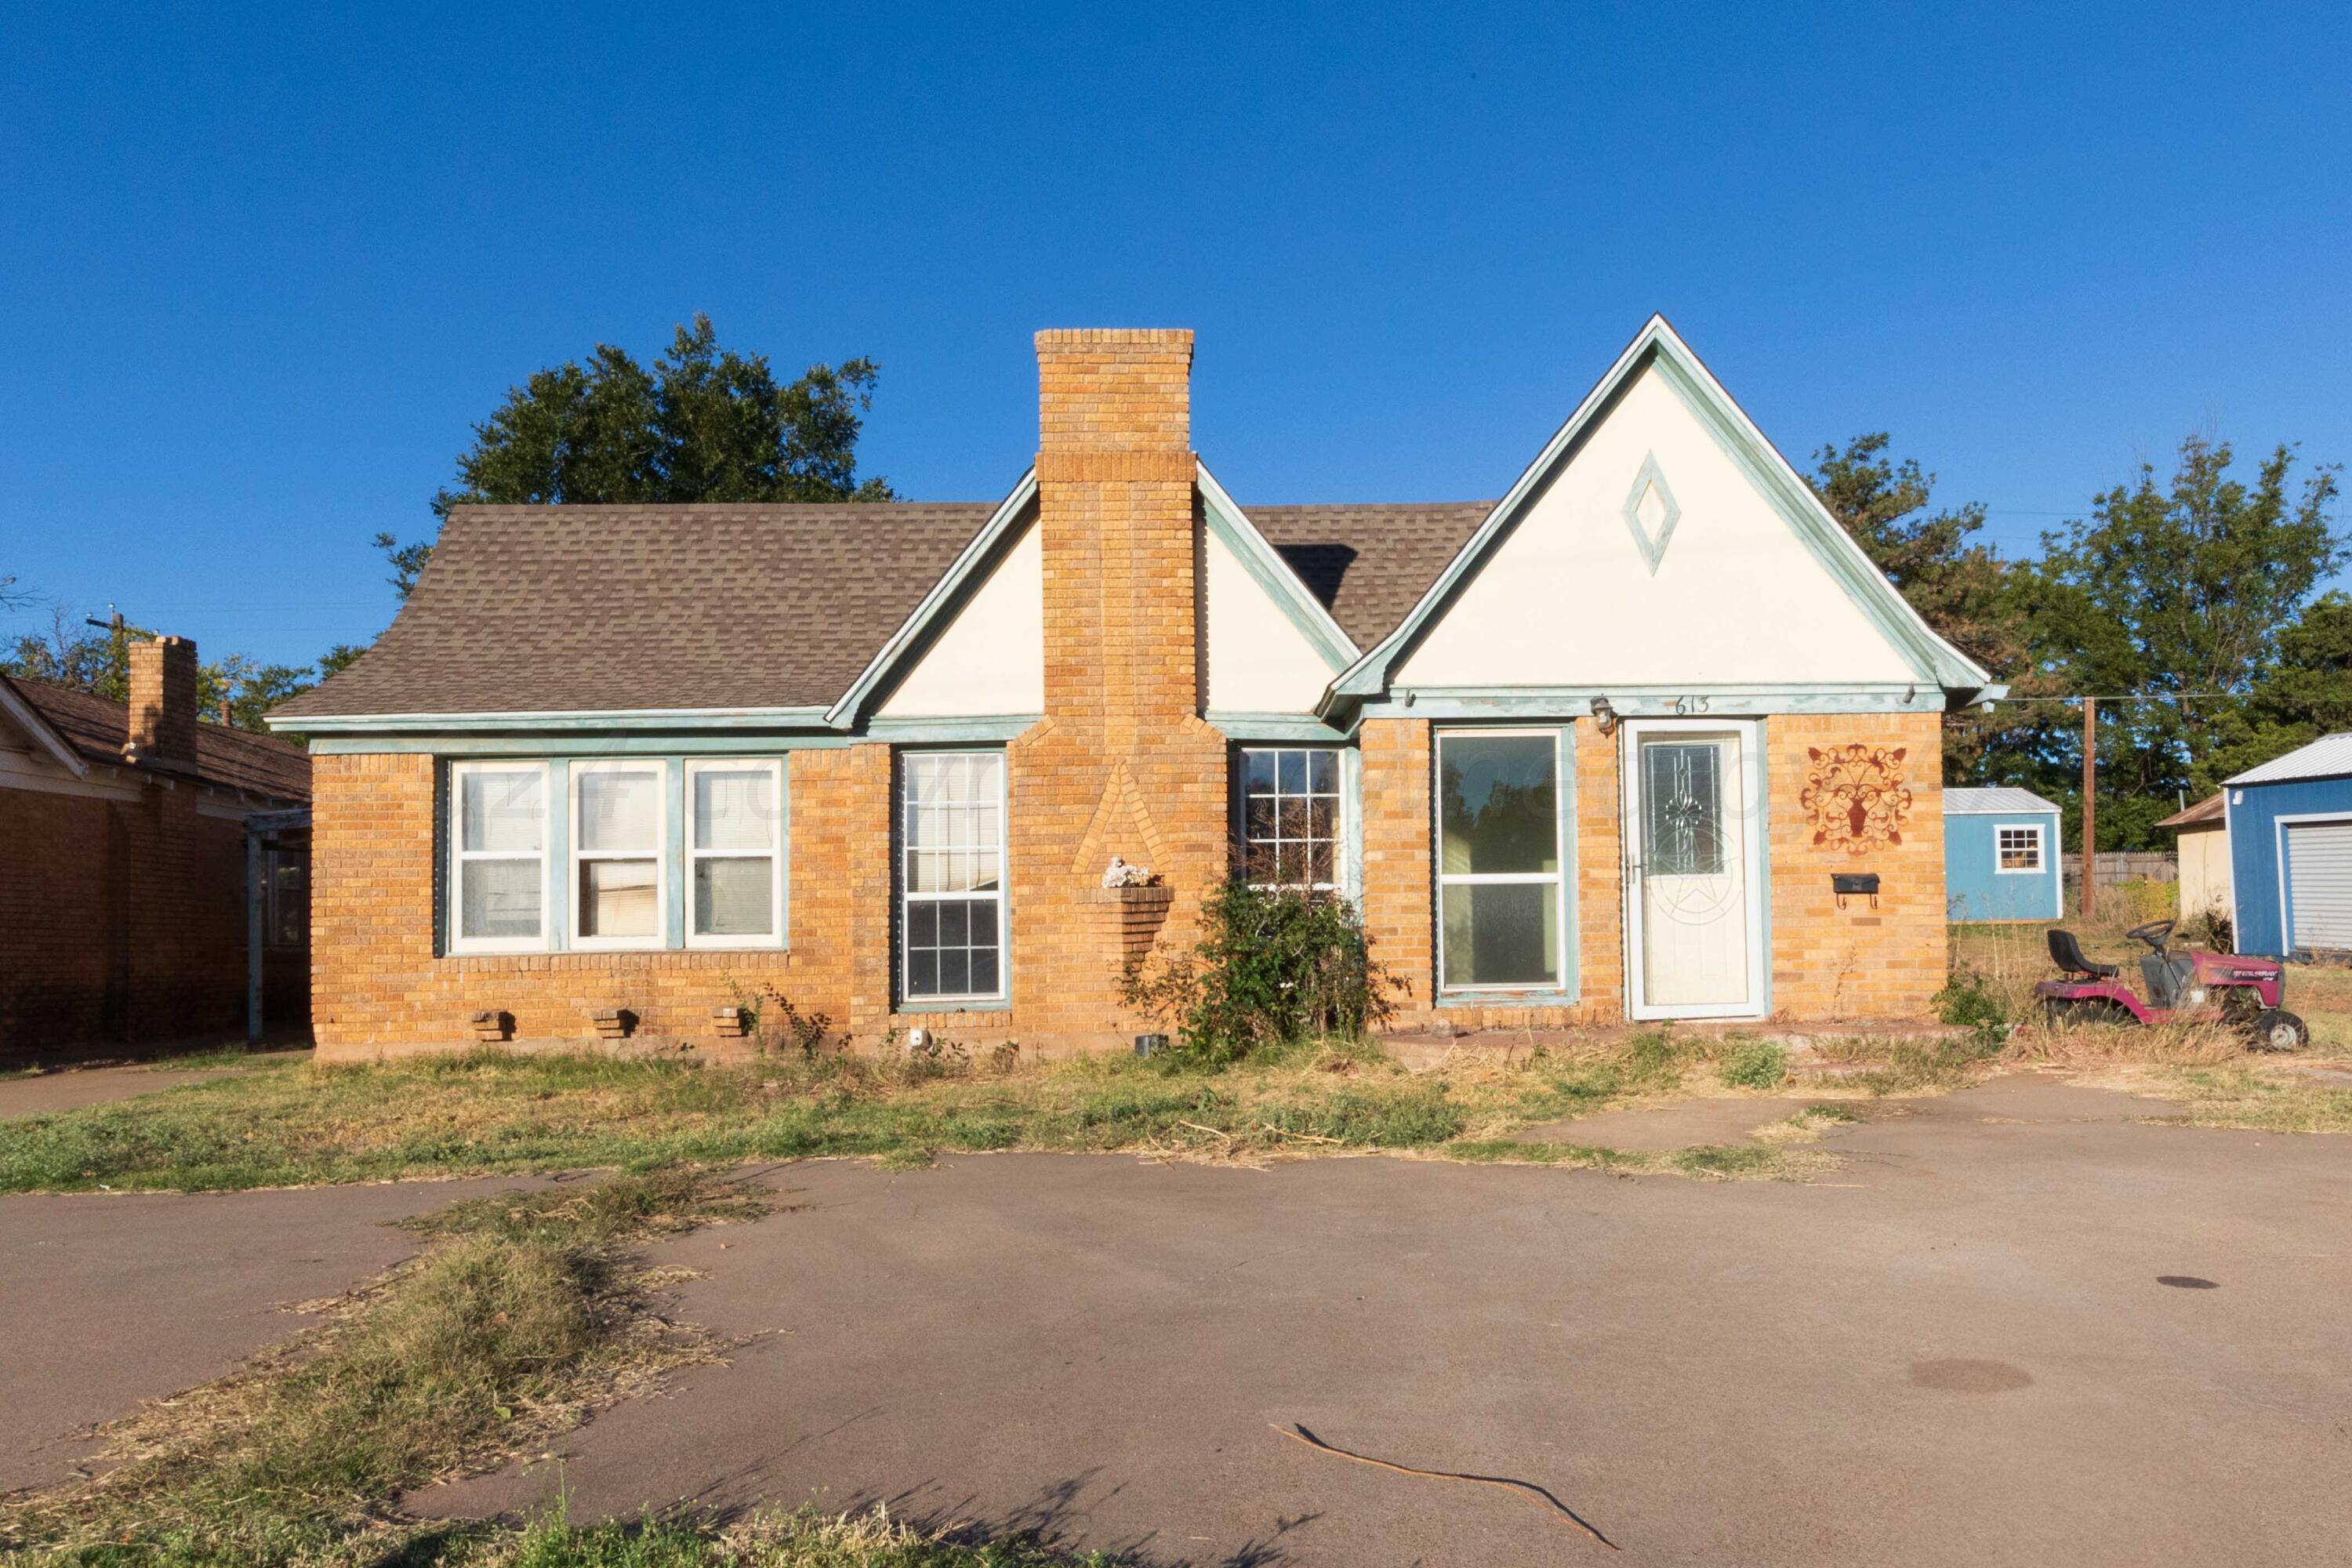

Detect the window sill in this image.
[897,999,1012,1014]
[437,949,793,972]
[1436,989,1583,1009]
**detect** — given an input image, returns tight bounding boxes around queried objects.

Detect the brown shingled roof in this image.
[271,501,1009,719]
[3,675,309,801]
[271,492,1500,722]
[1246,503,1495,652]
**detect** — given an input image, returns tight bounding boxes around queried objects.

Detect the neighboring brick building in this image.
[2,637,311,1053]
[270,318,1998,1058]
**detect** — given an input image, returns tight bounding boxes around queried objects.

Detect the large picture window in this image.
[900,751,1007,1004]
[1436,730,1566,992]
[571,763,666,949]
[449,762,548,953]
[688,760,784,947]
[1238,746,1341,889]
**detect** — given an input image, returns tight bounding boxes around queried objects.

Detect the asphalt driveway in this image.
[409,1084,2352,1566]
[3,1079,2347,1563]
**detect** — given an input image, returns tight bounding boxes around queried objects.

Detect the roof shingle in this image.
[3,675,309,800]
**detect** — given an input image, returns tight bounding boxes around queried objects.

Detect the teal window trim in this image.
[1231,742,1353,897]
[1207,710,1358,743]
[547,759,570,953]
[318,733,851,757]
[664,759,688,949]
[1431,722,1580,1004]
[893,744,1012,1011]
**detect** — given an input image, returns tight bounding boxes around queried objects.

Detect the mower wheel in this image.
[2246,1009,2309,1053]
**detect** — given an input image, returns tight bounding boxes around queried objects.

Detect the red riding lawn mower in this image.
[2038,920,2309,1051]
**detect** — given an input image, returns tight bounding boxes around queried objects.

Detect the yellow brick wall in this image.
[1764,711,1947,1018]
[1356,712,1944,1029]
[1009,329,1230,1047]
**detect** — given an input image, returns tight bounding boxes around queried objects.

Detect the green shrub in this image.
[1719,1039,1788,1089]
[1121,880,1397,1067]
[1934,964,2010,1047]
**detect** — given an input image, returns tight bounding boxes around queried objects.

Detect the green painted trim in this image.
[663,758,687,949]
[1620,450,1680,574]
[1341,745,1365,904]
[546,759,571,953]
[823,470,1040,728]
[1194,463,1359,673]
[1365,684,1939,720]
[310,734,855,757]
[1434,991,1584,1011]
[862,715,1040,743]
[275,706,833,735]
[1206,710,1358,742]
[1321,315,1991,712]
[895,1000,1014,1017]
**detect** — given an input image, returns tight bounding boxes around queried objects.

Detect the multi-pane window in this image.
[1997,824,2044,873]
[267,848,308,949]
[1436,730,1566,991]
[688,761,783,946]
[901,751,1007,1003]
[572,764,665,948]
[1239,747,1341,889]
[450,762,548,953]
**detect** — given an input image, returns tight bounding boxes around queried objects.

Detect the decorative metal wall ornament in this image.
[1801,743,1912,855]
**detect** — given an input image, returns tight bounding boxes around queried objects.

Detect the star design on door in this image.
[1621,452,1681,575]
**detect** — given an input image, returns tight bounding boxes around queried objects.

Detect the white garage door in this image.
[2285,819,2352,951]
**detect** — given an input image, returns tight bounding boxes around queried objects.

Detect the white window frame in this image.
[1433,727,1570,995]
[898,749,1009,1006]
[685,758,786,950]
[448,760,552,956]
[1236,745,1345,892]
[568,759,669,953]
[266,845,308,951]
[1994,822,2045,875]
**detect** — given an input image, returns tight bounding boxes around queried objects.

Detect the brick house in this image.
[269,318,1998,1058]
[2,637,311,1051]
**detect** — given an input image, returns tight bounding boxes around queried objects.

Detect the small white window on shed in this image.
[1996,824,2044,874]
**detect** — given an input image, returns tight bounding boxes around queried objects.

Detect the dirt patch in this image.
[1510,1096,1821,1151]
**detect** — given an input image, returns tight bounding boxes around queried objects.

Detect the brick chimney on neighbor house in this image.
[1004,330,1231,1043]
[125,634,199,768]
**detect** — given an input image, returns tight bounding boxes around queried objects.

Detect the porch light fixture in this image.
[1590,697,1618,735]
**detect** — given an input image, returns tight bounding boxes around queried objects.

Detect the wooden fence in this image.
[2059,851,2177,889]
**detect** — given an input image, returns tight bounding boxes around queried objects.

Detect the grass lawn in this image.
[0,1033,1873,1196]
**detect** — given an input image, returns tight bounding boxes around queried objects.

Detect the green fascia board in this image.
[277,706,836,735]
[1194,463,1360,673]
[311,733,855,757]
[1319,314,1993,714]
[1366,682,1952,720]
[823,470,1041,729]
[1205,710,1358,742]
[862,715,1040,743]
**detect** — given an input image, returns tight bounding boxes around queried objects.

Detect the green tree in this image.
[377,315,893,597]
[2023,435,2343,845]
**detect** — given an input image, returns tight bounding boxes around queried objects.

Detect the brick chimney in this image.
[1005,330,1230,1042]
[126,635,198,768]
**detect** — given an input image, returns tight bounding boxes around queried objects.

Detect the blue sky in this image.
[3,2,2346,671]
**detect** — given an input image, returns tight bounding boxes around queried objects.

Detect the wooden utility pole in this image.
[2080,696,2097,920]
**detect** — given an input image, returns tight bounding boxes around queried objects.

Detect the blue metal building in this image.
[2226,733,2352,957]
[1944,787,2063,922]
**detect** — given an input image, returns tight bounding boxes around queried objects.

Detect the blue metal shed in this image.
[2225,733,2352,957]
[1944,787,2063,922]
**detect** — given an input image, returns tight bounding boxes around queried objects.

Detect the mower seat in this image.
[2047,928,2119,979]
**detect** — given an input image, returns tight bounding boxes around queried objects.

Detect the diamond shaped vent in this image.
[1621,452,1681,575]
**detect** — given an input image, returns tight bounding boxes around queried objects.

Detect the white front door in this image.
[1624,719,1767,1018]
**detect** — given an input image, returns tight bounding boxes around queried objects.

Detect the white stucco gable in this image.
[873,520,1046,718]
[1203,523,1337,713]
[1396,358,1915,687]
[1330,316,1992,714]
